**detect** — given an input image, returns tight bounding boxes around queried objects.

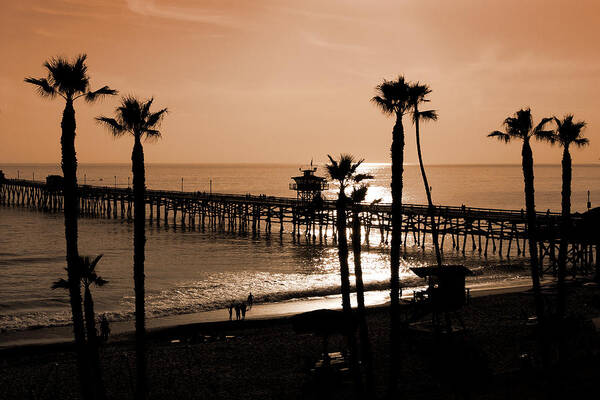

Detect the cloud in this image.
[303,32,369,54]
[125,0,240,28]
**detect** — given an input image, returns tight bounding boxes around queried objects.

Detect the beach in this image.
[2,281,599,399]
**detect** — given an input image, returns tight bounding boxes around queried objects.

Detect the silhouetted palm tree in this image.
[372,76,412,394]
[409,82,442,266]
[25,54,116,400]
[550,115,589,318]
[97,96,167,400]
[488,108,553,321]
[53,255,109,400]
[326,154,365,392]
[350,178,375,394]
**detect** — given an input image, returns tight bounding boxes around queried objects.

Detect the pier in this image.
[1,178,597,274]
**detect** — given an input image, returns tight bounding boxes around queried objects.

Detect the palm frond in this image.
[85,86,118,103]
[95,277,109,287]
[488,131,511,143]
[51,278,70,290]
[416,109,438,123]
[353,173,374,183]
[533,117,553,134]
[371,95,394,116]
[534,130,556,144]
[24,77,57,98]
[89,254,103,273]
[351,185,368,203]
[573,137,590,148]
[145,107,168,129]
[96,116,126,137]
[144,129,162,142]
[44,54,90,96]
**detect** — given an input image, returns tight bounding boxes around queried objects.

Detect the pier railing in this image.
[1,178,595,274]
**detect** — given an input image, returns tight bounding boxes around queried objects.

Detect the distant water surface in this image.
[0,163,598,333]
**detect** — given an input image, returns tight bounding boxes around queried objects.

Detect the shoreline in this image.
[0,278,536,351]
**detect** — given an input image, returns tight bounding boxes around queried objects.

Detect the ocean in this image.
[0,163,598,336]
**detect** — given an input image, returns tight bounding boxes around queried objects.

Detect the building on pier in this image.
[289,163,328,204]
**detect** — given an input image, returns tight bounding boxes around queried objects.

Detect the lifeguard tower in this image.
[289,162,328,204]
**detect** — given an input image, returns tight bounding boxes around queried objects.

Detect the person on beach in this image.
[247,292,254,309]
[228,303,234,321]
[99,314,110,342]
[241,302,247,320]
[235,304,241,320]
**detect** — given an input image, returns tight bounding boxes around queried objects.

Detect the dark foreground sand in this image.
[1,282,599,400]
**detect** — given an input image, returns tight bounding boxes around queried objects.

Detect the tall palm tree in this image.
[326,154,365,391]
[54,255,108,400]
[97,96,167,400]
[372,76,412,394]
[25,54,116,400]
[550,115,589,318]
[350,178,375,394]
[488,108,554,321]
[409,82,442,267]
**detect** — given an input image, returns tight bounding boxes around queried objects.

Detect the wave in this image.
[0,276,426,333]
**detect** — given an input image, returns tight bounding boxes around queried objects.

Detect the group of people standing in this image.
[228,292,254,321]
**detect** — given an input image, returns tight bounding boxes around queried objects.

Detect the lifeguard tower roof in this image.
[410,265,473,278]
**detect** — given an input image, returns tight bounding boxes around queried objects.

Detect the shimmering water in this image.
[0,163,598,333]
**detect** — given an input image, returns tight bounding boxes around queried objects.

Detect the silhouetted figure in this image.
[228,303,234,321]
[235,304,241,320]
[241,302,247,320]
[247,292,254,309]
[100,315,110,343]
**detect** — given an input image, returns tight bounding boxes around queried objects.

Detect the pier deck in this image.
[1,178,597,274]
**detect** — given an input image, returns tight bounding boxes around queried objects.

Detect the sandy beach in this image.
[2,280,599,399]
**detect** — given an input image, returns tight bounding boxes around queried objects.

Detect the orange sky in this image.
[1,0,598,165]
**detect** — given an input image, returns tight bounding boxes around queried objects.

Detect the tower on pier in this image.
[289,162,328,204]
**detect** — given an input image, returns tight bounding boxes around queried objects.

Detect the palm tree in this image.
[372,76,412,394]
[350,178,375,394]
[326,154,365,391]
[53,255,109,400]
[550,115,589,318]
[25,54,116,400]
[488,108,554,322]
[409,82,442,267]
[97,96,167,400]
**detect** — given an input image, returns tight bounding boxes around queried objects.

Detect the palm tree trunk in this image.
[389,112,404,395]
[521,139,544,321]
[61,98,93,400]
[414,107,442,267]
[84,286,107,400]
[336,193,362,391]
[132,136,147,400]
[557,146,571,318]
[352,208,374,394]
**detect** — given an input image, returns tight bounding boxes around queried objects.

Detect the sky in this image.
[1,0,598,165]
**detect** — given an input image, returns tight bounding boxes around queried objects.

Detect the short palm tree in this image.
[53,255,109,400]
[488,108,554,321]
[25,54,116,400]
[350,177,375,394]
[372,76,412,394]
[409,82,442,266]
[550,115,589,318]
[97,96,167,400]
[326,154,365,391]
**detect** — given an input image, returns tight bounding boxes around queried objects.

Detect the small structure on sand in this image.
[409,265,473,332]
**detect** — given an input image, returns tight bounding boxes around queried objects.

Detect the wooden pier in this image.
[1,178,597,274]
